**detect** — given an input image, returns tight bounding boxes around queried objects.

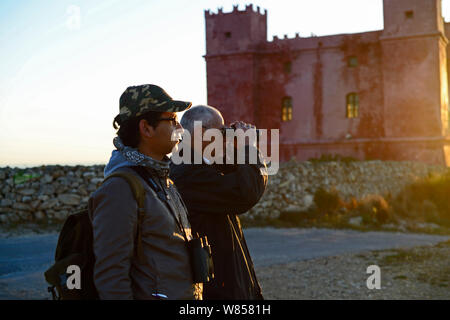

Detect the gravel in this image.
[256,241,450,299]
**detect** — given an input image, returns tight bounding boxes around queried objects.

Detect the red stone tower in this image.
[204,1,450,165]
[381,0,449,163]
[204,4,267,124]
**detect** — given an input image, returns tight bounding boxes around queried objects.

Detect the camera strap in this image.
[130,166,189,242]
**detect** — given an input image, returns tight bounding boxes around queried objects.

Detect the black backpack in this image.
[44,171,146,300]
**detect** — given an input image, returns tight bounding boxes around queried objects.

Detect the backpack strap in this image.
[102,171,146,263]
[129,166,189,242]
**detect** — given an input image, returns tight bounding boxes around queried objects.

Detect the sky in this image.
[1,0,450,168]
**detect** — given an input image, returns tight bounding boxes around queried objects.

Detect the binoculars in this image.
[187,236,214,283]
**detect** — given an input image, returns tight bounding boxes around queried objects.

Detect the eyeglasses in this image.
[158,116,180,126]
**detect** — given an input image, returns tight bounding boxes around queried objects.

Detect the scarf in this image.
[113,136,170,178]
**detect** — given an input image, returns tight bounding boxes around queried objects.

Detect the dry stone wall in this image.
[0,161,447,224]
[247,160,448,220]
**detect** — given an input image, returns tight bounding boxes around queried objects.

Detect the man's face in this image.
[152,112,183,155]
[200,112,227,159]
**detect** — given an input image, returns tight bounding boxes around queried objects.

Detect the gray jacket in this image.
[88,152,202,300]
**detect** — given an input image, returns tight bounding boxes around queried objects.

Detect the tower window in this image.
[346,93,359,118]
[225,32,231,38]
[282,97,293,122]
[348,56,358,67]
[405,11,414,19]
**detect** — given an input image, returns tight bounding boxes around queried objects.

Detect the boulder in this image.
[58,194,81,206]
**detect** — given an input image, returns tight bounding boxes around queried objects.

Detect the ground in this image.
[0,225,449,300]
[256,240,450,299]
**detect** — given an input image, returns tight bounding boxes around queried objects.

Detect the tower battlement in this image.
[205,4,267,55]
[204,4,267,17]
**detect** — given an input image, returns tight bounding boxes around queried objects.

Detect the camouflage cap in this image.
[115,84,192,125]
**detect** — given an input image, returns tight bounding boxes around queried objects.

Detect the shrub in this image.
[392,172,450,226]
[313,187,345,215]
[355,194,391,225]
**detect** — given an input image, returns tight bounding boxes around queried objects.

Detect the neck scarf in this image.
[113,136,170,178]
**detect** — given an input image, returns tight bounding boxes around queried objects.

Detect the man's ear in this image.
[139,119,156,139]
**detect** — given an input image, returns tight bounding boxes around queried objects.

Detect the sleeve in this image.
[175,146,268,215]
[88,177,138,300]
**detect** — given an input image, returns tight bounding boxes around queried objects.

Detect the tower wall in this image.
[205,5,267,125]
[381,0,447,138]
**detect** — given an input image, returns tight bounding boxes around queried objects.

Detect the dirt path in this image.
[0,228,449,299]
[256,240,450,299]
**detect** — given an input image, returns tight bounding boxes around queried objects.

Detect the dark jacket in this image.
[170,147,268,300]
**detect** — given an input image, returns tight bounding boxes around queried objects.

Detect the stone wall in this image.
[0,165,105,223]
[246,160,448,220]
[0,161,448,224]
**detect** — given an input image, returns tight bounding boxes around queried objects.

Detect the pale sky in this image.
[1,0,450,167]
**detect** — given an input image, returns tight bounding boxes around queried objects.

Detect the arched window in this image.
[346,93,359,118]
[282,97,292,121]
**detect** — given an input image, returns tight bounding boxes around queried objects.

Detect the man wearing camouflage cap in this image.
[88,84,202,299]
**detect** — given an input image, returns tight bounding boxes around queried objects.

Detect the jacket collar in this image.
[103,137,170,178]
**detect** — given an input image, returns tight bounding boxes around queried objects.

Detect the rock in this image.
[0,207,10,214]
[30,200,41,210]
[22,196,33,203]
[0,214,9,223]
[34,211,46,220]
[45,210,56,219]
[0,199,13,207]
[40,185,55,196]
[41,174,53,184]
[38,195,50,201]
[302,194,314,208]
[78,186,88,197]
[8,213,20,223]
[348,216,363,227]
[52,170,65,179]
[39,198,60,210]
[13,202,32,212]
[54,210,69,220]
[18,189,36,196]
[2,185,11,194]
[283,205,303,213]
[17,211,32,220]
[58,194,81,206]
[90,178,103,186]
[83,172,96,179]
[57,177,70,186]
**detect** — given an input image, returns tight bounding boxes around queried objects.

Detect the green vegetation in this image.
[13,171,41,185]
